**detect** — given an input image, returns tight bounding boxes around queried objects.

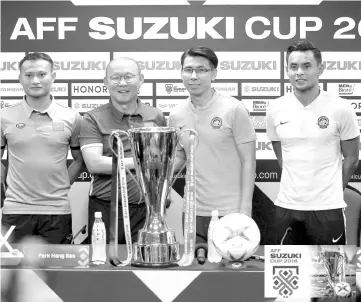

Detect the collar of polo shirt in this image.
[109,98,145,120]
[21,95,57,120]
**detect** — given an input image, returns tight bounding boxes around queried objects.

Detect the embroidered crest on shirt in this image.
[317,116,329,129]
[16,123,26,129]
[210,117,222,129]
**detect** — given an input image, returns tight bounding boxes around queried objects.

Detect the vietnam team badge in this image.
[317,116,329,129]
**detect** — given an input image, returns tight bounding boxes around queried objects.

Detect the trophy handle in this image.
[109,130,130,155]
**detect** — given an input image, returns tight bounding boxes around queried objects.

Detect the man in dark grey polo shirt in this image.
[80,57,166,244]
[1,52,84,244]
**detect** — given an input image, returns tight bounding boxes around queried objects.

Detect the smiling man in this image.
[1,52,83,244]
[169,46,257,243]
[79,57,165,244]
[266,40,360,245]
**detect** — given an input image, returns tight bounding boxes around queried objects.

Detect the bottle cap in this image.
[211,210,219,217]
[95,212,102,218]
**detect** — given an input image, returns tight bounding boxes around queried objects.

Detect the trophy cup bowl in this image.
[129,127,180,268]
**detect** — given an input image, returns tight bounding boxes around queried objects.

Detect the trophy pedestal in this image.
[132,227,180,268]
[132,242,180,268]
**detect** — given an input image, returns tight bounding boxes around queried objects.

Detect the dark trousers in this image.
[274,206,346,245]
[88,195,146,244]
[1,214,72,244]
[182,214,223,244]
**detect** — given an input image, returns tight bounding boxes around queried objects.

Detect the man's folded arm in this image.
[81,144,135,175]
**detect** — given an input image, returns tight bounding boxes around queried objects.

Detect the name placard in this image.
[22,244,89,268]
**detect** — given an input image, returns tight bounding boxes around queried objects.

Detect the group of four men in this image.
[1,40,359,246]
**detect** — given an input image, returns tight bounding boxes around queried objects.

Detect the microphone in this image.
[195,243,208,265]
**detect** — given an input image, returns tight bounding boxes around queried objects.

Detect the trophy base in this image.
[132,242,180,268]
[131,261,179,268]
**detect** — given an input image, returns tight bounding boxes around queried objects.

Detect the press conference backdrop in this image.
[1,0,361,244]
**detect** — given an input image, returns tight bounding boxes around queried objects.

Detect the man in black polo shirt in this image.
[79,57,166,244]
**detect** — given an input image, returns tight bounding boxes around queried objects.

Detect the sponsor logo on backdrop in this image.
[337,83,355,95]
[257,141,272,151]
[0,53,25,80]
[0,83,68,97]
[217,52,280,79]
[253,100,268,111]
[47,52,109,79]
[220,61,277,71]
[255,134,276,159]
[284,83,322,95]
[115,52,280,79]
[165,84,173,94]
[71,99,108,113]
[242,83,280,96]
[251,116,267,130]
[212,83,238,96]
[0,61,18,71]
[157,83,187,96]
[72,83,108,96]
[241,99,271,113]
[157,82,239,96]
[323,61,361,71]
[53,61,106,71]
[0,100,21,109]
[156,99,183,113]
[139,61,182,71]
[326,83,361,96]
[350,100,361,113]
[285,52,361,79]
[89,16,234,40]
[114,52,182,79]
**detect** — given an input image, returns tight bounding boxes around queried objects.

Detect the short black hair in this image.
[180,46,218,69]
[286,40,322,66]
[19,52,54,71]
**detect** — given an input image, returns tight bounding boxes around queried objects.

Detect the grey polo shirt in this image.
[169,91,257,216]
[79,99,166,203]
[1,97,81,214]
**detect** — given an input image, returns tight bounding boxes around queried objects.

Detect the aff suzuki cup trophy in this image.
[108,127,197,268]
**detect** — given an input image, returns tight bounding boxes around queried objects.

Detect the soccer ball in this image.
[212,213,261,261]
[334,282,351,297]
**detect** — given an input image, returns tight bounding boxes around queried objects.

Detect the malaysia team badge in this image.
[211,117,222,129]
[317,116,329,129]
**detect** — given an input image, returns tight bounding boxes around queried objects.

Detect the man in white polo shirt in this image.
[267,40,359,245]
[1,52,84,244]
[169,46,257,243]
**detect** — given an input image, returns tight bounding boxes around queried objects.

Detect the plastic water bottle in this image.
[207,210,222,263]
[91,212,106,265]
